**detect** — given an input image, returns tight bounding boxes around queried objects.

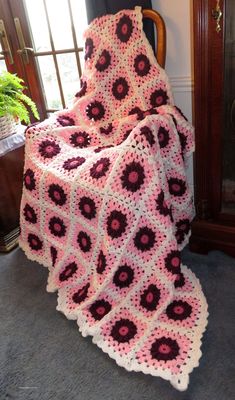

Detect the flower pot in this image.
[0,115,19,140]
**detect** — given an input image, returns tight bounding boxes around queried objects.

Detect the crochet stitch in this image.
[19,7,208,391]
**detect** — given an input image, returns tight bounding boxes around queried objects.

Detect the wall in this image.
[151,0,194,189]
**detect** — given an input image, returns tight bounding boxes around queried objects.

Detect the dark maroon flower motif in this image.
[168,178,186,197]
[175,229,184,245]
[115,14,133,43]
[97,250,106,274]
[59,262,78,282]
[70,131,91,148]
[113,265,134,288]
[28,233,43,251]
[112,77,129,101]
[111,318,137,343]
[156,190,170,217]
[84,37,94,60]
[49,217,67,237]
[72,283,90,304]
[89,299,112,321]
[63,156,86,171]
[134,227,156,251]
[174,272,185,288]
[95,49,111,72]
[165,250,181,274]
[75,79,87,98]
[134,54,151,76]
[86,100,105,121]
[77,231,92,252]
[140,284,161,311]
[57,115,75,126]
[166,300,192,321]
[90,157,110,179]
[50,246,57,267]
[150,337,180,361]
[176,219,190,235]
[24,169,36,191]
[100,123,113,135]
[38,140,61,159]
[78,196,96,220]
[94,145,113,153]
[175,219,190,245]
[158,126,170,148]
[150,89,168,107]
[107,210,127,238]
[121,161,145,192]
[48,184,67,206]
[178,131,187,153]
[140,126,155,146]
[23,204,37,224]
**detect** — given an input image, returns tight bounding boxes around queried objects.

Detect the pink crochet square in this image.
[74,186,103,229]
[109,150,153,203]
[108,9,142,52]
[103,254,145,301]
[80,292,115,329]
[21,193,41,231]
[126,215,168,263]
[44,173,71,216]
[70,221,96,263]
[78,151,118,190]
[52,253,86,289]
[44,209,70,245]
[127,44,161,86]
[30,134,64,166]
[101,198,135,251]
[99,307,147,356]
[22,227,45,258]
[23,159,42,202]
[135,327,192,375]
[130,275,171,318]
[57,276,96,317]
[158,295,202,330]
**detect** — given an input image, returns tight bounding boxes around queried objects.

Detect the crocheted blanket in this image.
[19,7,208,391]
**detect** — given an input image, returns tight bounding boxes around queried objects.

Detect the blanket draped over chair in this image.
[19,7,208,391]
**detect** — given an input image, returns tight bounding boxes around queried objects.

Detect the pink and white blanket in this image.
[19,7,208,391]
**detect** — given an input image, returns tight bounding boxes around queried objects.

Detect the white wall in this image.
[152,0,194,189]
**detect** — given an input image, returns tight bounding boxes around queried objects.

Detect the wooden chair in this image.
[142,9,166,68]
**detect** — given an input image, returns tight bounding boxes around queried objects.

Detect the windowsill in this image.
[0,125,26,157]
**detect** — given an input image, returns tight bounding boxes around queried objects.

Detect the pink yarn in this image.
[19,7,208,391]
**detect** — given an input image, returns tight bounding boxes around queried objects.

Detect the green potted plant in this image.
[0,71,39,139]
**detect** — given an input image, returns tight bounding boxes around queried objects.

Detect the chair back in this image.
[142,9,166,68]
